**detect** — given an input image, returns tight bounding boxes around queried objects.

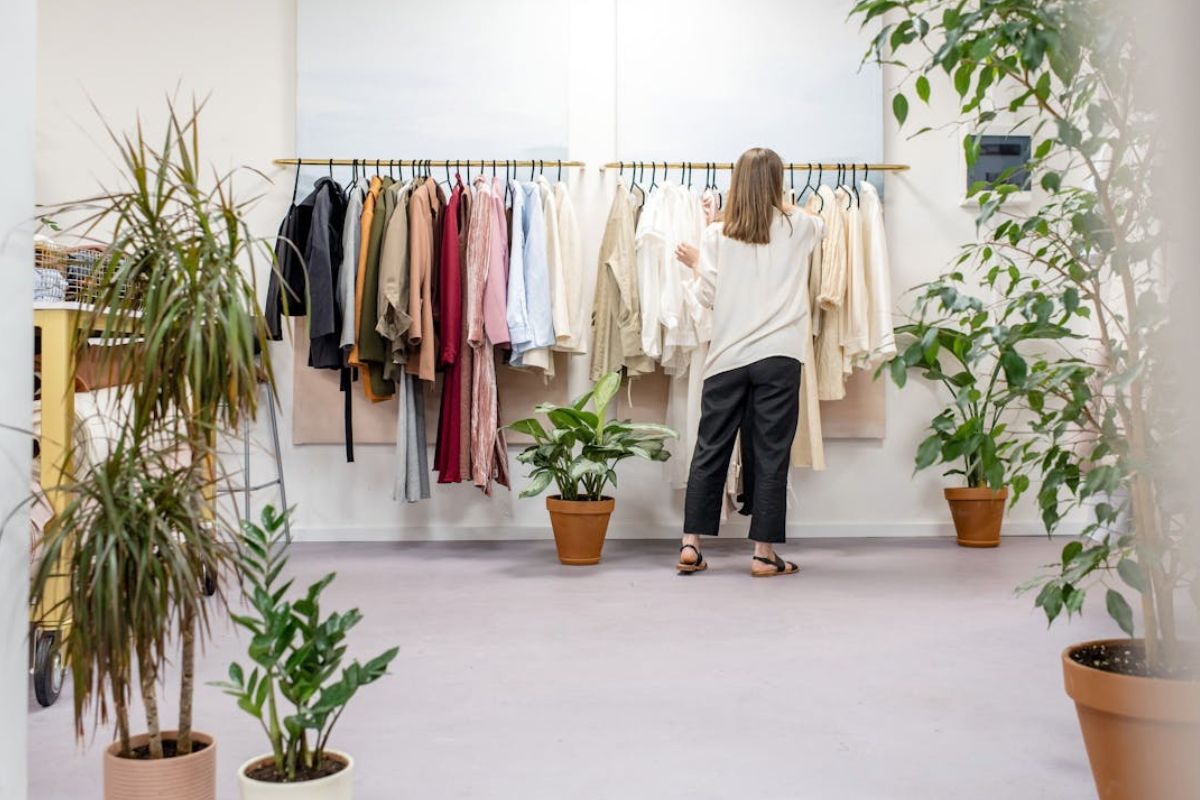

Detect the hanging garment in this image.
[435,179,466,483]
[348,176,382,378]
[405,177,443,382]
[507,181,555,370]
[659,184,706,374]
[356,176,397,400]
[809,186,849,401]
[839,186,870,373]
[376,178,416,378]
[552,181,586,354]
[535,176,570,352]
[481,176,510,348]
[339,177,369,350]
[590,179,655,381]
[456,184,474,482]
[791,213,827,471]
[265,177,346,370]
[467,177,509,495]
[634,187,667,363]
[860,181,897,367]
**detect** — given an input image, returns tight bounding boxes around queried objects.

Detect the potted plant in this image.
[508,372,678,565]
[216,506,399,799]
[30,100,273,800]
[880,280,1077,547]
[33,434,234,800]
[855,0,1199,796]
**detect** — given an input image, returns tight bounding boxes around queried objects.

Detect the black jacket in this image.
[265,177,347,369]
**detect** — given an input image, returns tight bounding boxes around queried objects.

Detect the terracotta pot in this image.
[943,487,1007,548]
[546,496,615,565]
[1062,640,1200,800]
[237,751,354,800]
[103,730,216,800]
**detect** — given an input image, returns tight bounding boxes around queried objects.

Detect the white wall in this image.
[34,0,1052,542]
[1,1,35,797]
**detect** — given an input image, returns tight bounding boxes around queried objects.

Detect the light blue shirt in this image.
[509,182,555,366]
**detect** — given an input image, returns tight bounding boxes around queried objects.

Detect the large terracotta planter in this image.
[546,496,614,565]
[944,487,1007,547]
[1063,640,1200,800]
[237,751,354,800]
[103,730,216,800]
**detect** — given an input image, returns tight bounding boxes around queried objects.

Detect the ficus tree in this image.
[852,0,1194,673]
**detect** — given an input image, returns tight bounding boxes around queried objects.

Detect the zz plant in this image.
[508,372,678,501]
[216,506,399,782]
[853,0,1192,673]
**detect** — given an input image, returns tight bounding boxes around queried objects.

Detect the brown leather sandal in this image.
[751,553,799,578]
[676,544,708,574]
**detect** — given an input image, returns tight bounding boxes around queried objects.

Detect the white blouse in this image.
[687,208,822,379]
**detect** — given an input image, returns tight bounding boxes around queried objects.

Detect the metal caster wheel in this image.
[33,631,65,708]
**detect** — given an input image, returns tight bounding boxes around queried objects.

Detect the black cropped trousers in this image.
[683,356,801,544]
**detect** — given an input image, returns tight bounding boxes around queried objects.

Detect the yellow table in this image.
[31,301,136,706]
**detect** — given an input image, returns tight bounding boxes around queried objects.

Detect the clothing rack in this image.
[274,158,586,169]
[602,161,909,171]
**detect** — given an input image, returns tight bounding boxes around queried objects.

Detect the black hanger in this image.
[556,159,562,183]
[290,161,302,204]
[816,165,825,212]
[853,164,862,208]
[649,161,658,192]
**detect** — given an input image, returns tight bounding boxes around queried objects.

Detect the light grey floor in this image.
[28,538,1108,799]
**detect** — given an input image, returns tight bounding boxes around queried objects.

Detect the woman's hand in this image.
[675,243,699,270]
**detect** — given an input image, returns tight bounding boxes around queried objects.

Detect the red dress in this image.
[434,179,465,482]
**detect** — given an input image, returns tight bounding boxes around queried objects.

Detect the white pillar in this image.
[0,0,35,797]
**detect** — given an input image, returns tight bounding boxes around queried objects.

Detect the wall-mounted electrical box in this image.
[967,134,1032,191]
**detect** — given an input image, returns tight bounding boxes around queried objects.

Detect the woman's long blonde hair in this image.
[722,147,787,245]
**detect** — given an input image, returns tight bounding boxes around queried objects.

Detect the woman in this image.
[674,147,821,577]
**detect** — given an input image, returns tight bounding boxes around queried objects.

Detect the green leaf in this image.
[915,435,943,472]
[963,134,982,168]
[893,93,909,126]
[916,74,931,104]
[1105,589,1135,637]
[507,417,548,440]
[889,357,908,388]
[1034,139,1053,159]
[1001,350,1027,386]
[591,372,622,419]
[1040,171,1061,193]
[953,63,974,97]
[519,470,554,499]
[1061,540,1083,566]
[1116,559,1147,594]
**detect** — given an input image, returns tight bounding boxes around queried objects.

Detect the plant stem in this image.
[138,648,163,759]
[177,601,195,755]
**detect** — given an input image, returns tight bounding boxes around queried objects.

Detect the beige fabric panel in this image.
[291,319,398,445]
[292,320,573,446]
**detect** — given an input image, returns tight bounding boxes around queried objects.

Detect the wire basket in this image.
[34,239,132,306]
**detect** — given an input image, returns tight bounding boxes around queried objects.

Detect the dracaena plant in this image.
[508,372,678,501]
[216,506,399,782]
[853,0,1195,673]
[30,98,273,758]
[881,274,1086,499]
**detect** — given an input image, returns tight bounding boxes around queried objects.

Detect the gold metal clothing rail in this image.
[273,158,587,168]
[602,161,909,171]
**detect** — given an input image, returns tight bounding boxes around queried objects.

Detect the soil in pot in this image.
[126,739,211,760]
[1063,639,1200,800]
[245,754,349,783]
[944,487,1007,548]
[546,496,614,566]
